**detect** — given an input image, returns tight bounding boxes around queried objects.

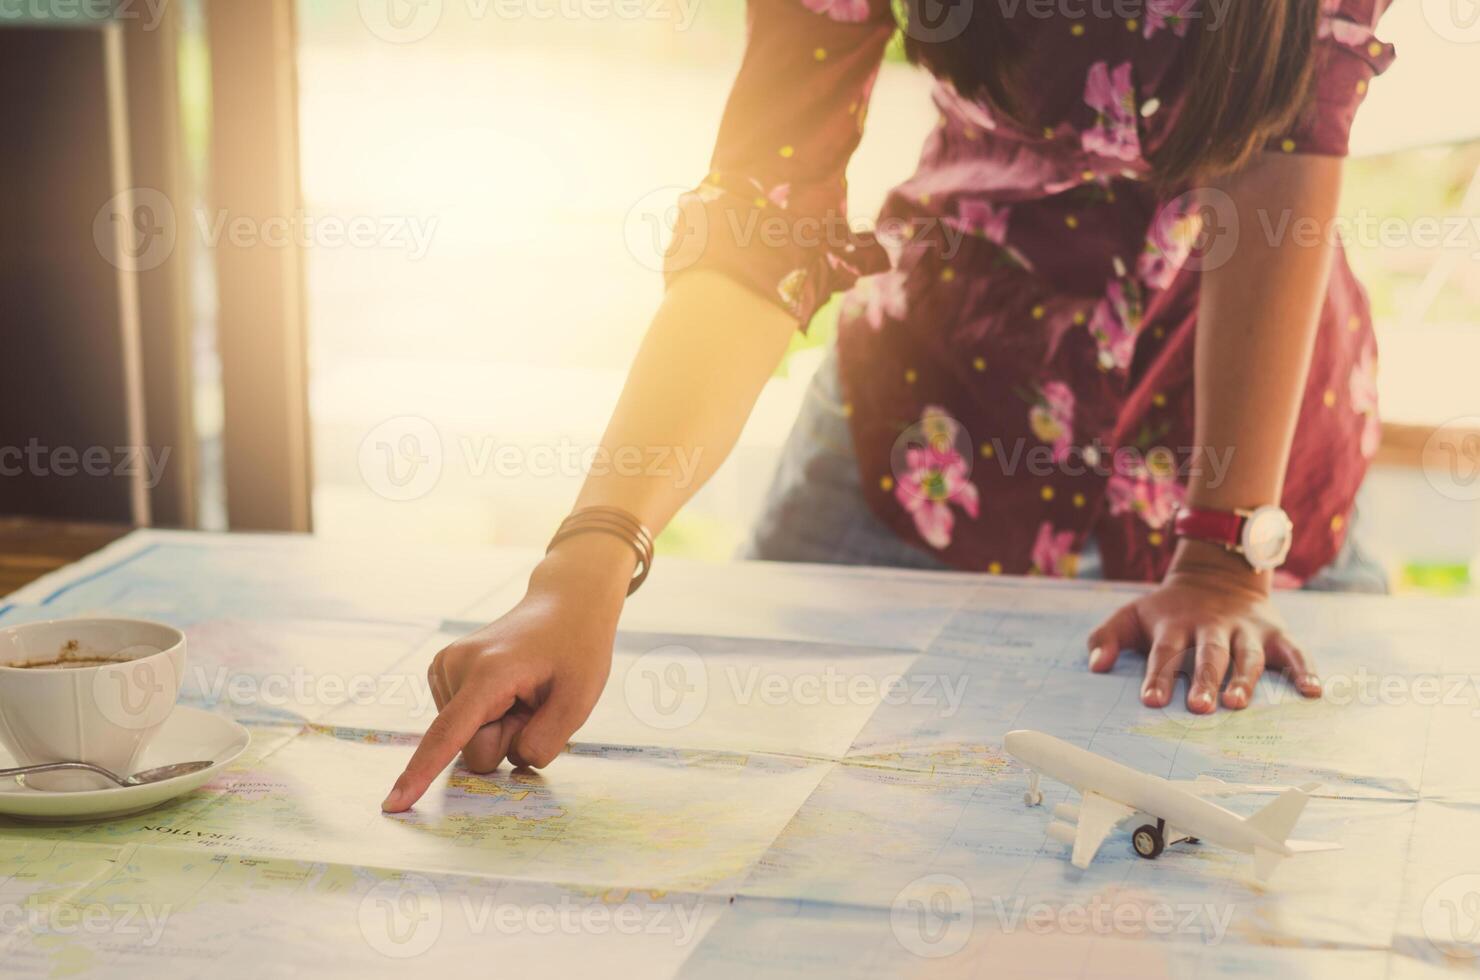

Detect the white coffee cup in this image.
[0,618,186,791]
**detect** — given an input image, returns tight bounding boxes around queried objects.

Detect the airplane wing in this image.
[1071,791,1137,869]
[1286,839,1343,853]
[1173,775,1324,798]
[1172,776,1271,797]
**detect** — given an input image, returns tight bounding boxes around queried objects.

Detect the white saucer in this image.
[0,706,250,822]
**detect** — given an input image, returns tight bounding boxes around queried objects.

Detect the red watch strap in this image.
[1173,507,1243,547]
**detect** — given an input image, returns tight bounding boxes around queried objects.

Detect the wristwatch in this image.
[1172,505,1294,572]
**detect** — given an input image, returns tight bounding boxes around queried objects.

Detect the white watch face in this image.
[1241,506,1294,571]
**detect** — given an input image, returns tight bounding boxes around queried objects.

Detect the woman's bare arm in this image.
[383,270,796,811]
[1091,153,1343,711]
[573,269,799,533]
[1188,154,1342,551]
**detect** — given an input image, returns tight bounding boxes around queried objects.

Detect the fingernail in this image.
[1190,690,1213,711]
[1089,646,1106,670]
[1302,673,1322,693]
[1225,683,1247,707]
[1141,683,1161,706]
[381,788,403,813]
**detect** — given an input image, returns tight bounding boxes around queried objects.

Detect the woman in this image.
[383,0,1394,812]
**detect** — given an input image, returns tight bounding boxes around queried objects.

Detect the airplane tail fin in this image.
[1244,786,1310,843]
[1244,787,1343,883]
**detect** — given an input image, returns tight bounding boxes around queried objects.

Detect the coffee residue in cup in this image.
[12,639,130,670]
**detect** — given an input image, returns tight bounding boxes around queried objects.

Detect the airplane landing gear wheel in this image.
[1132,824,1165,859]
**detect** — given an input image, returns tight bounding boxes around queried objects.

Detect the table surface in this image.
[0,519,129,596]
[0,529,1476,978]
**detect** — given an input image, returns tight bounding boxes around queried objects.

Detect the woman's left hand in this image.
[1085,542,1322,713]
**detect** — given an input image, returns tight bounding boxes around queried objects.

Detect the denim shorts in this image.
[741,346,1389,593]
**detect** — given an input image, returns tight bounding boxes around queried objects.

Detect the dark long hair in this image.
[901,0,1320,185]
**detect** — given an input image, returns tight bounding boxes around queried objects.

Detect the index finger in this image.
[382,682,517,813]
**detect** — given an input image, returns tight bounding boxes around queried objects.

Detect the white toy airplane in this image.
[1003,730,1341,883]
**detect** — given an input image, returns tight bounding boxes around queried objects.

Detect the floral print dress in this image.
[664,0,1395,584]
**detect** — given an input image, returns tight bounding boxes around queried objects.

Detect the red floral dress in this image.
[664,0,1395,584]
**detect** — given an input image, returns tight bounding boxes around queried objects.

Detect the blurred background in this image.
[3,0,1480,593]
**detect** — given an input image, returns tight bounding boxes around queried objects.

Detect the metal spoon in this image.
[0,760,214,787]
